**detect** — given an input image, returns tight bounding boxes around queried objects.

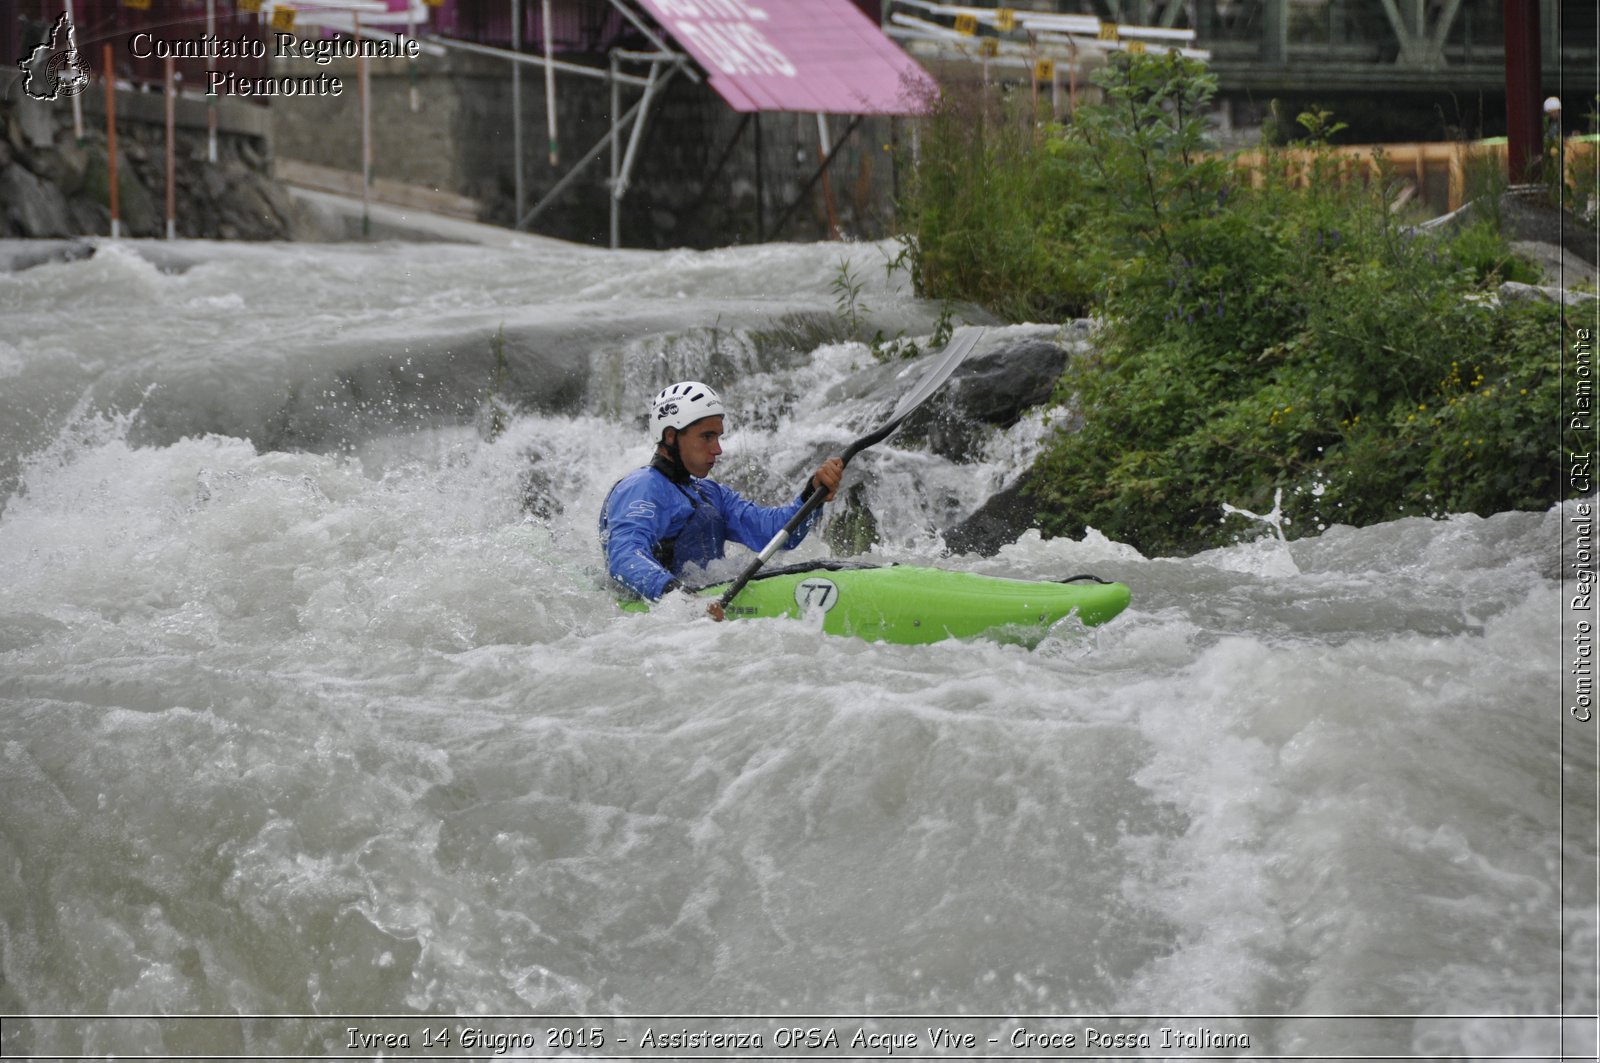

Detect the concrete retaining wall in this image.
[1,88,295,240]
[269,50,905,248]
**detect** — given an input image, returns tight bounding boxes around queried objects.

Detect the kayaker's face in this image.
[672,416,724,478]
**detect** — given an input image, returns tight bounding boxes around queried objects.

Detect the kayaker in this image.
[600,380,843,620]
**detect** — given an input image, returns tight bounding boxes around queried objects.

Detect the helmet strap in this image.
[652,430,691,483]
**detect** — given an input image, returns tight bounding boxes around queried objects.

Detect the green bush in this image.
[898,53,1570,555]
[895,80,1107,321]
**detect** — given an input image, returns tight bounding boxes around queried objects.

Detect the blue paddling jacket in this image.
[600,455,822,600]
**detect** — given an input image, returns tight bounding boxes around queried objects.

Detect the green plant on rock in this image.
[831,256,871,340]
[1019,55,1564,554]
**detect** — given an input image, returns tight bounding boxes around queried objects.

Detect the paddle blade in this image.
[887,326,986,423]
[841,326,986,463]
[716,326,984,610]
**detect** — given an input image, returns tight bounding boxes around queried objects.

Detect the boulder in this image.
[1499,280,1599,306]
[944,471,1040,557]
[1509,239,1599,288]
[0,164,71,237]
[0,240,94,271]
[1415,190,1599,271]
[115,162,161,237]
[1498,189,1598,265]
[14,96,57,150]
[899,332,1077,463]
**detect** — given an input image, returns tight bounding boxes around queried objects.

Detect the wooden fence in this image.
[1229,137,1599,215]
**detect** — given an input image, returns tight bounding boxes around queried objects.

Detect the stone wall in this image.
[269,51,905,249]
[1,87,297,240]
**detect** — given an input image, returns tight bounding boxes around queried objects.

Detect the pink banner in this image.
[636,0,934,115]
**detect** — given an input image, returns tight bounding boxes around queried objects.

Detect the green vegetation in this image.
[829,255,956,360]
[897,53,1570,555]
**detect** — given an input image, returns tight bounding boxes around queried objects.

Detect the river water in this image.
[0,237,1593,1060]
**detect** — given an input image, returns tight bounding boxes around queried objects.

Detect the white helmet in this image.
[650,381,724,441]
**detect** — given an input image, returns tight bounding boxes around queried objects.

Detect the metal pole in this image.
[408,0,419,112]
[513,0,524,228]
[357,9,371,236]
[63,0,83,140]
[1503,0,1542,184]
[602,0,698,81]
[520,62,680,229]
[609,50,620,248]
[205,0,217,160]
[425,34,651,86]
[104,43,119,239]
[769,115,863,239]
[542,0,558,165]
[754,112,764,242]
[1068,39,1078,114]
[613,60,658,198]
[165,56,176,240]
[815,112,840,239]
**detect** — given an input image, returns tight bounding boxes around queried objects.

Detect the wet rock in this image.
[223,176,281,237]
[900,334,1075,463]
[518,461,563,520]
[944,471,1040,557]
[0,164,71,237]
[0,92,294,240]
[1416,190,1599,271]
[114,163,160,236]
[0,239,95,271]
[68,198,108,235]
[948,338,1074,426]
[1509,239,1599,288]
[825,481,879,554]
[1499,280,1599,306]
[14,98,55,150]
[50,139,89,195]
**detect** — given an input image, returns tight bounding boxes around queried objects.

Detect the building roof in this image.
[634,0,934,115]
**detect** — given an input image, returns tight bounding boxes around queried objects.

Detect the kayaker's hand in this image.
[812,457,844,502]
[666,583,724,622]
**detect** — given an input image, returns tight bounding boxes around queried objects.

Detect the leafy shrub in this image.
[899,52,1570,555]
[895,80,1107,321]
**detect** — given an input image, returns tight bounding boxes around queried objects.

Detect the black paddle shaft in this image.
[713,328,985,610]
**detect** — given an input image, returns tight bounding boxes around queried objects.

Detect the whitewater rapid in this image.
[0,236,1592,1060]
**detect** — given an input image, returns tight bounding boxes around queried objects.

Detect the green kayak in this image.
[623,561,1131,645]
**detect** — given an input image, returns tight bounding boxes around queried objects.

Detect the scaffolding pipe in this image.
[407,0,419,112]
[603,0,699,81]
[63,0,83,139]
[769,115,863,239]
[542,0,558,165]
[513,0,524,227]
[815,113,840,239]
[104,43,119,238]
[205,0,216,159]
[357,8,371,236]
[521,61,682,229]
[614,61,660,199]
[165,56,176,239]
[424,34,651,86]
[609,51,620,248]
[754,112,764,241]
